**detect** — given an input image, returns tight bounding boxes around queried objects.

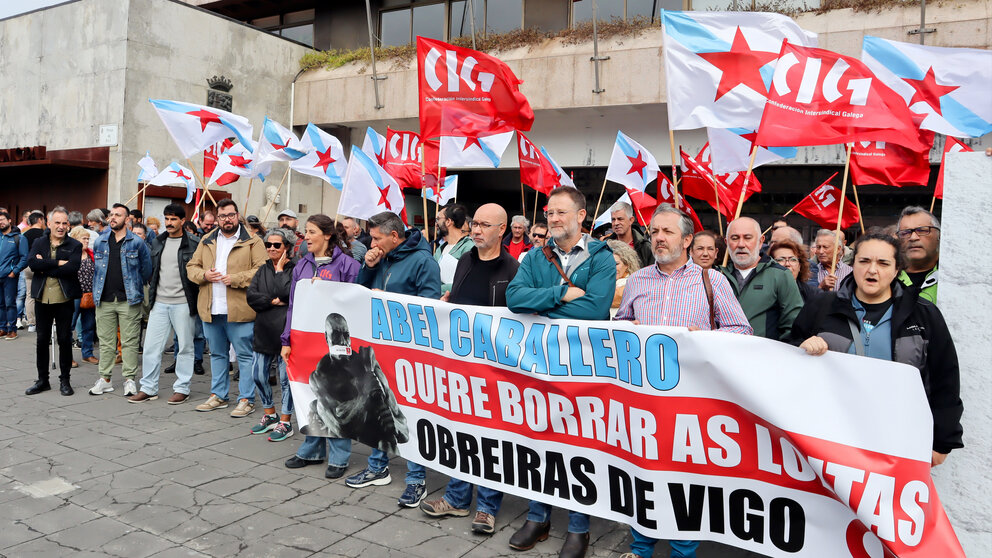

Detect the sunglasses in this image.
[264,242,284,249]
[531,233,547,239]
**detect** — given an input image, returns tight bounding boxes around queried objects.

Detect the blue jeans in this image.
[201,315,255,401]
[629,530,699,558]
[444,479,503,515]
[173,316,204,361]
[0,275,18,331]
[368,449,425,486]
[251,352,293,416]
[528,501,589,534]
[16,273,25,319]
[296,436,352,468]
[140,303,195,396]
[73,299,96,359]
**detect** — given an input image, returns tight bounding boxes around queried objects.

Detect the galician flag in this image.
[137,152,158,182]
[594,192,633,229]
[291,123,348,190]
[423,175,458,205]
[149,99,253,158]
[605,131,660,192]
[361,127,387,166]
[861,36,992,138]
[254,117,307,176]
[438,108,515,168]
[539,146,575,188]
[149,162,196,203]
[706,127,796,174]
[338,147,404,221]
[661,10,817,130]
[208,142,260,186]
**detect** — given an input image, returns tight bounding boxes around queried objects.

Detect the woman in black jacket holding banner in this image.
[789,233,963,466]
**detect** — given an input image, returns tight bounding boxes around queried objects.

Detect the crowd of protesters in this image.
[0,186,962,558]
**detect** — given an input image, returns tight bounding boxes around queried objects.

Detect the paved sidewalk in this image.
[0,331,764,558]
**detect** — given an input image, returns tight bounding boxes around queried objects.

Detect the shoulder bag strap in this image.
[543,245,575,288]
[848,319,866,356]
[701,267,717,330]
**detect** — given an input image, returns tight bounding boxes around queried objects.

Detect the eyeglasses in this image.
[217,213,239,221]
[897,226,939,238]
[544,209,573,219]
[774,256,799,264]
[264,242,284,249]
[531,233,546,239]
[468,221,496,230]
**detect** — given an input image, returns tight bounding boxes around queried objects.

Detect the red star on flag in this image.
[228,155,251,169]
[377,185,393,210]
[170,169,191,180]
[626,151,648,179]
[697,27,779,101]
[186,109,221,132]
[312,147,337,173]
[904,66,959,116]
[461,137,483,152]
[271,139,289,150]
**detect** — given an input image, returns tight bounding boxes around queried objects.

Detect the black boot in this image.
[26,379,51,395]
[194,360,205,375]
[164,362,176,374]
[60,378,74,396]
[508,520,550,551]
[558,532,589,558]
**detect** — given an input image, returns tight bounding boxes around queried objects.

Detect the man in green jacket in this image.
[433,203,474,294]
[896,205,940,304]
[720,217,803,340]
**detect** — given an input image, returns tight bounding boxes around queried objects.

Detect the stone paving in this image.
[0,331,764,558]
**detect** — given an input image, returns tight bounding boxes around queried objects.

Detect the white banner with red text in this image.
[286,281,962,558]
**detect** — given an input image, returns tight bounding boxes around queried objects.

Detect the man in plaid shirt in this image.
[614,204,751,558]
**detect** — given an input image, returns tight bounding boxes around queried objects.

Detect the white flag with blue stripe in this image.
[605,131,660,192]
[438,131,514,169]
[538,146,575,188]
[137,152,158,182]
[338,147,404,221]
[291,124,348,190]
[149,162,196,203]
[706,127,796,174]
[423,175,458,205]
[149,99,254,158]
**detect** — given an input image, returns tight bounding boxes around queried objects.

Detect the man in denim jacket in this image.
[89,203,152,397]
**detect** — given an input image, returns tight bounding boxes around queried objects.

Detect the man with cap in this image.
[277,209,306,254]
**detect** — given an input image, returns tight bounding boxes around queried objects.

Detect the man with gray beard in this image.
[718,217,803,340]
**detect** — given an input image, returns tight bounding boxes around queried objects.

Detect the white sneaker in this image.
[123,379,137,397]
[89,377,114,395]
[28,325,36,333]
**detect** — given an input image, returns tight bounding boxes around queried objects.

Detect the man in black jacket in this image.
[26,207,82,396]
[423,203,518,535]
[129,204,200,404]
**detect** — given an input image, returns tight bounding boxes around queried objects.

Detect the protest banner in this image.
[286,282,962,558]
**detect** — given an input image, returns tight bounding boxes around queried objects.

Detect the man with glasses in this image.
[809,229,852,292]
[505,187,616,558]
[896,206,941,304]
[187,199,266,416]
[433,204,473,294]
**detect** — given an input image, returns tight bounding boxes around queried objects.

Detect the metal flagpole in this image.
[467,0,477,49]
[365,0,386,110]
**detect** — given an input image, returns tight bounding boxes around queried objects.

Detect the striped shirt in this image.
[816,260,853,291]
[614,261,752,334]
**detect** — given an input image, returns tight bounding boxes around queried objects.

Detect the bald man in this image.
[719,218,803,340]
[424,203,518,533]
[770,225,803,247]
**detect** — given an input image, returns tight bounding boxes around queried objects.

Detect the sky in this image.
[0,0,70,20]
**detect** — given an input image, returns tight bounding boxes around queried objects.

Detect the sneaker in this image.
[28,325,36,333]
[284,455,322,469]
[123,379,137,396]
[268,422,293,442]
[128,391,158,403]
[229,399,254,418]
[421,498,469,518]
[471,511,496,535]
[72,338,81,348]
[88,377,113,395]
[251,414,279,435]
[398,483,427,508]
[167,392,189,405]
[345,467,391,488]
[195,394,229,412]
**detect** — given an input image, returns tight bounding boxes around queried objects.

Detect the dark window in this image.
[413,3,446,41]
[249,10,315,47]
[449,0,485,39]
[486,0,522,33]
[380,8,411,47]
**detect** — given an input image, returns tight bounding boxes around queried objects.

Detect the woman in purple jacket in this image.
[279,214,360,479]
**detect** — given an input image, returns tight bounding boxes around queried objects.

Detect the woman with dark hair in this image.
[247,228,297,441]
[689,230,725,269]
[769,239,817,302]
[279,214,361,478]
[789,233,963,467]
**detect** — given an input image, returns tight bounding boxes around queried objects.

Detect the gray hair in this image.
[607,240,642,273]
[782,226,803,246]
[511,215,530,228]
[815,229,840,242]
[265,228,297,253]
[68,211,84,227]
[651,204,694,238]
[86,209,106,224]
[899,206,940,229]
[610,201,634,218]
[47,206,69,220]
[367,211,405,237]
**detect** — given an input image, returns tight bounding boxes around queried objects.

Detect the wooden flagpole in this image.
[520,183,527,218]
[721,145,759,267]
[244,177,255,209]
[830,143,854,275]
[760,207,795,237]
[420,152,430,244]
[705,171,724,237]
[851,182,866,234]
[261,166,292,225]
[124,181,150,206]
[929,193,938,213]
[591,175,610,231]
[185,159,218,218]
[668,129,681,205]
[532,190,539,225]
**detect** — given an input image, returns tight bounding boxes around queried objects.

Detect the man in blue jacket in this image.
[505,186,616,558]
[345,211,441,509]
[0,210,29,339]
[90,203,152,398]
